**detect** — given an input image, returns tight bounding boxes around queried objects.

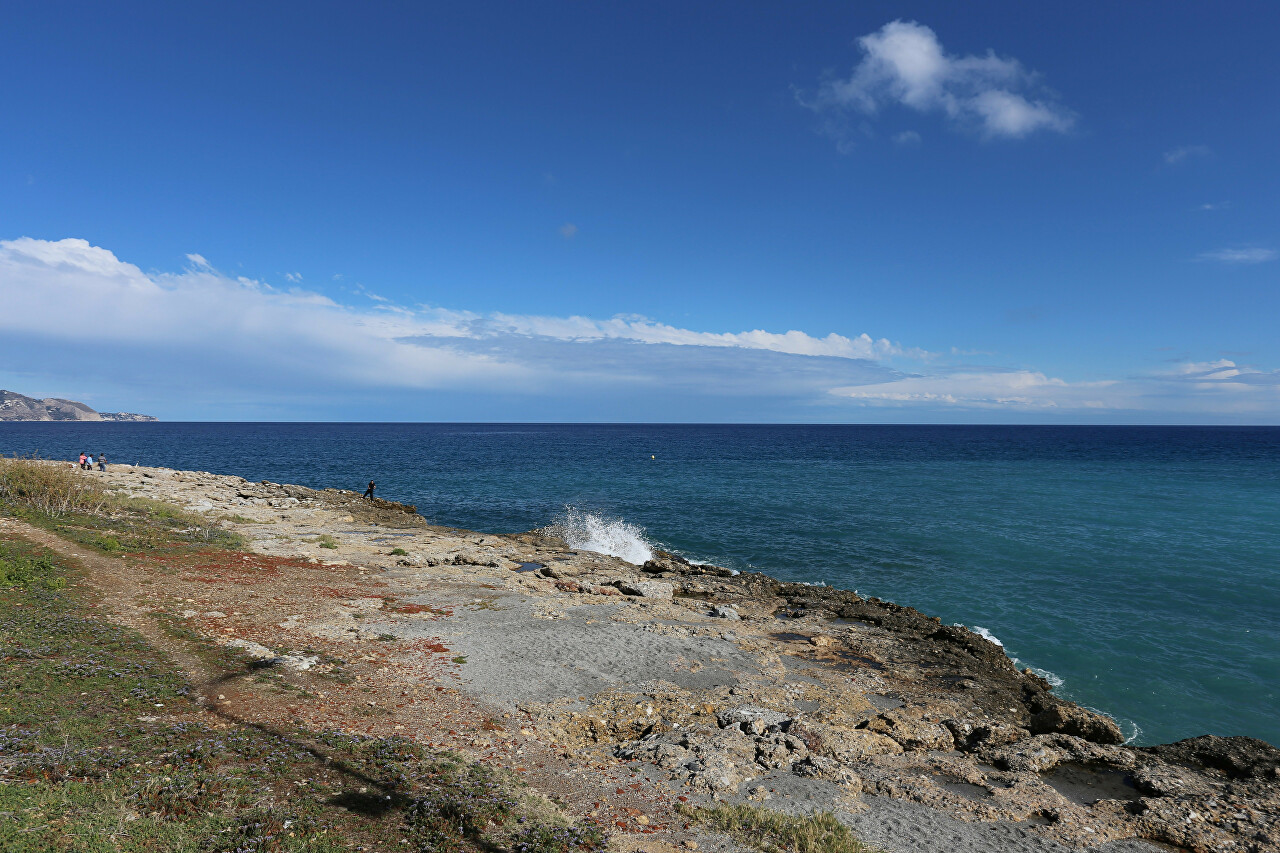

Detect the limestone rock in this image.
[865,707,955,751]
[817,727,905,761]
[1144,734,1280,780]
[618,580,674,599]
[717,706,792,735]
[754,733,809,769]
[984,739,1069,773]
[1029,699,1124,745]
[791,755,862,789]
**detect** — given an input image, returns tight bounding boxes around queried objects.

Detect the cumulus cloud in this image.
[809,20,1074,140]
[1197,247,1277,264]
[0,238,528,396]
[1164,145,1211,165]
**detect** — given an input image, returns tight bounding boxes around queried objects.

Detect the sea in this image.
[3,422,1277,748]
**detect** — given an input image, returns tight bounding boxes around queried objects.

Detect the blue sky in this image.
[2,1,1277,422]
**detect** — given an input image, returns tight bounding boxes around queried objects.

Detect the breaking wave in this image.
[547,508,654,565]
[961,625,1066,689]
[970,625,1004,647]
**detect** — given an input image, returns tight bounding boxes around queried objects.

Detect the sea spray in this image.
[546,507,655,565]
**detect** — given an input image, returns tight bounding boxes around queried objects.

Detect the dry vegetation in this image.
[0,456,244,552]
[679,803,879,853]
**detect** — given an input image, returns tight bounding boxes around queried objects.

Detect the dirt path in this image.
[0,516,696,853]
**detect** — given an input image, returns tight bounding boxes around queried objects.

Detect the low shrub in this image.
[678,802,878,853]
[0,542,66,590]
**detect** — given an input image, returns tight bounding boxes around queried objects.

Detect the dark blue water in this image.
[4,423,1277,747]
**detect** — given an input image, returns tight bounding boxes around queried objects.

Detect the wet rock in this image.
[642,551,735,577]
[1028,698,1124,745]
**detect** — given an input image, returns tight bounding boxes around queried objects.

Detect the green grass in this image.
[390,548,409,556]
[0,532,607,853]
[0,537,67,590]
[678,803,880,853]
[316,534,338,550]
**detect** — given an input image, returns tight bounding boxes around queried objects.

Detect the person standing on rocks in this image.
[78,452,87,470]
[363,481,375,501]
[97,454,107,472]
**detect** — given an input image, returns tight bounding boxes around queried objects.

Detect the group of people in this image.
[77,451,106,472]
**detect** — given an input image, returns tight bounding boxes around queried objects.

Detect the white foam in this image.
[959,625,1067,690]
[1120,720,1142,745]
[548,508,654,565]
[1025,665,1065,689]
[969,626,1004,647]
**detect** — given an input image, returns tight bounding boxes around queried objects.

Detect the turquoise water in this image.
[4,423,1277,746]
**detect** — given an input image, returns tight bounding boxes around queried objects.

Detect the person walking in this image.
[86,454,95,470]
[97,454,107,472]
[78,452,87,470]
[363,481,376,501]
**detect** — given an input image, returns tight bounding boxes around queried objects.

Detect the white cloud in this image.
[284,271,302,283]
[4,237,1278,421]
[831,370,1118,409]
[892,130,922,146]
[0,238,527,394]
[1197,247,1277,264]
[482,313,923,360]
[1164,145,1211,165]
[1162,360,1280,387]
[810,20,1074,140]
[185,253,212,270]
[559,223,578,239]
[0,237,916,408]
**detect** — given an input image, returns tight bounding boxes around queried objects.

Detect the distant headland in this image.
[0,390,156,422]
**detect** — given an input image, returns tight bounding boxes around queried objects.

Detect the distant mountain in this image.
[0,390,157,422]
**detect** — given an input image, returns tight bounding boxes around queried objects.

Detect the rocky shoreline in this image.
[53,465,1280,853]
